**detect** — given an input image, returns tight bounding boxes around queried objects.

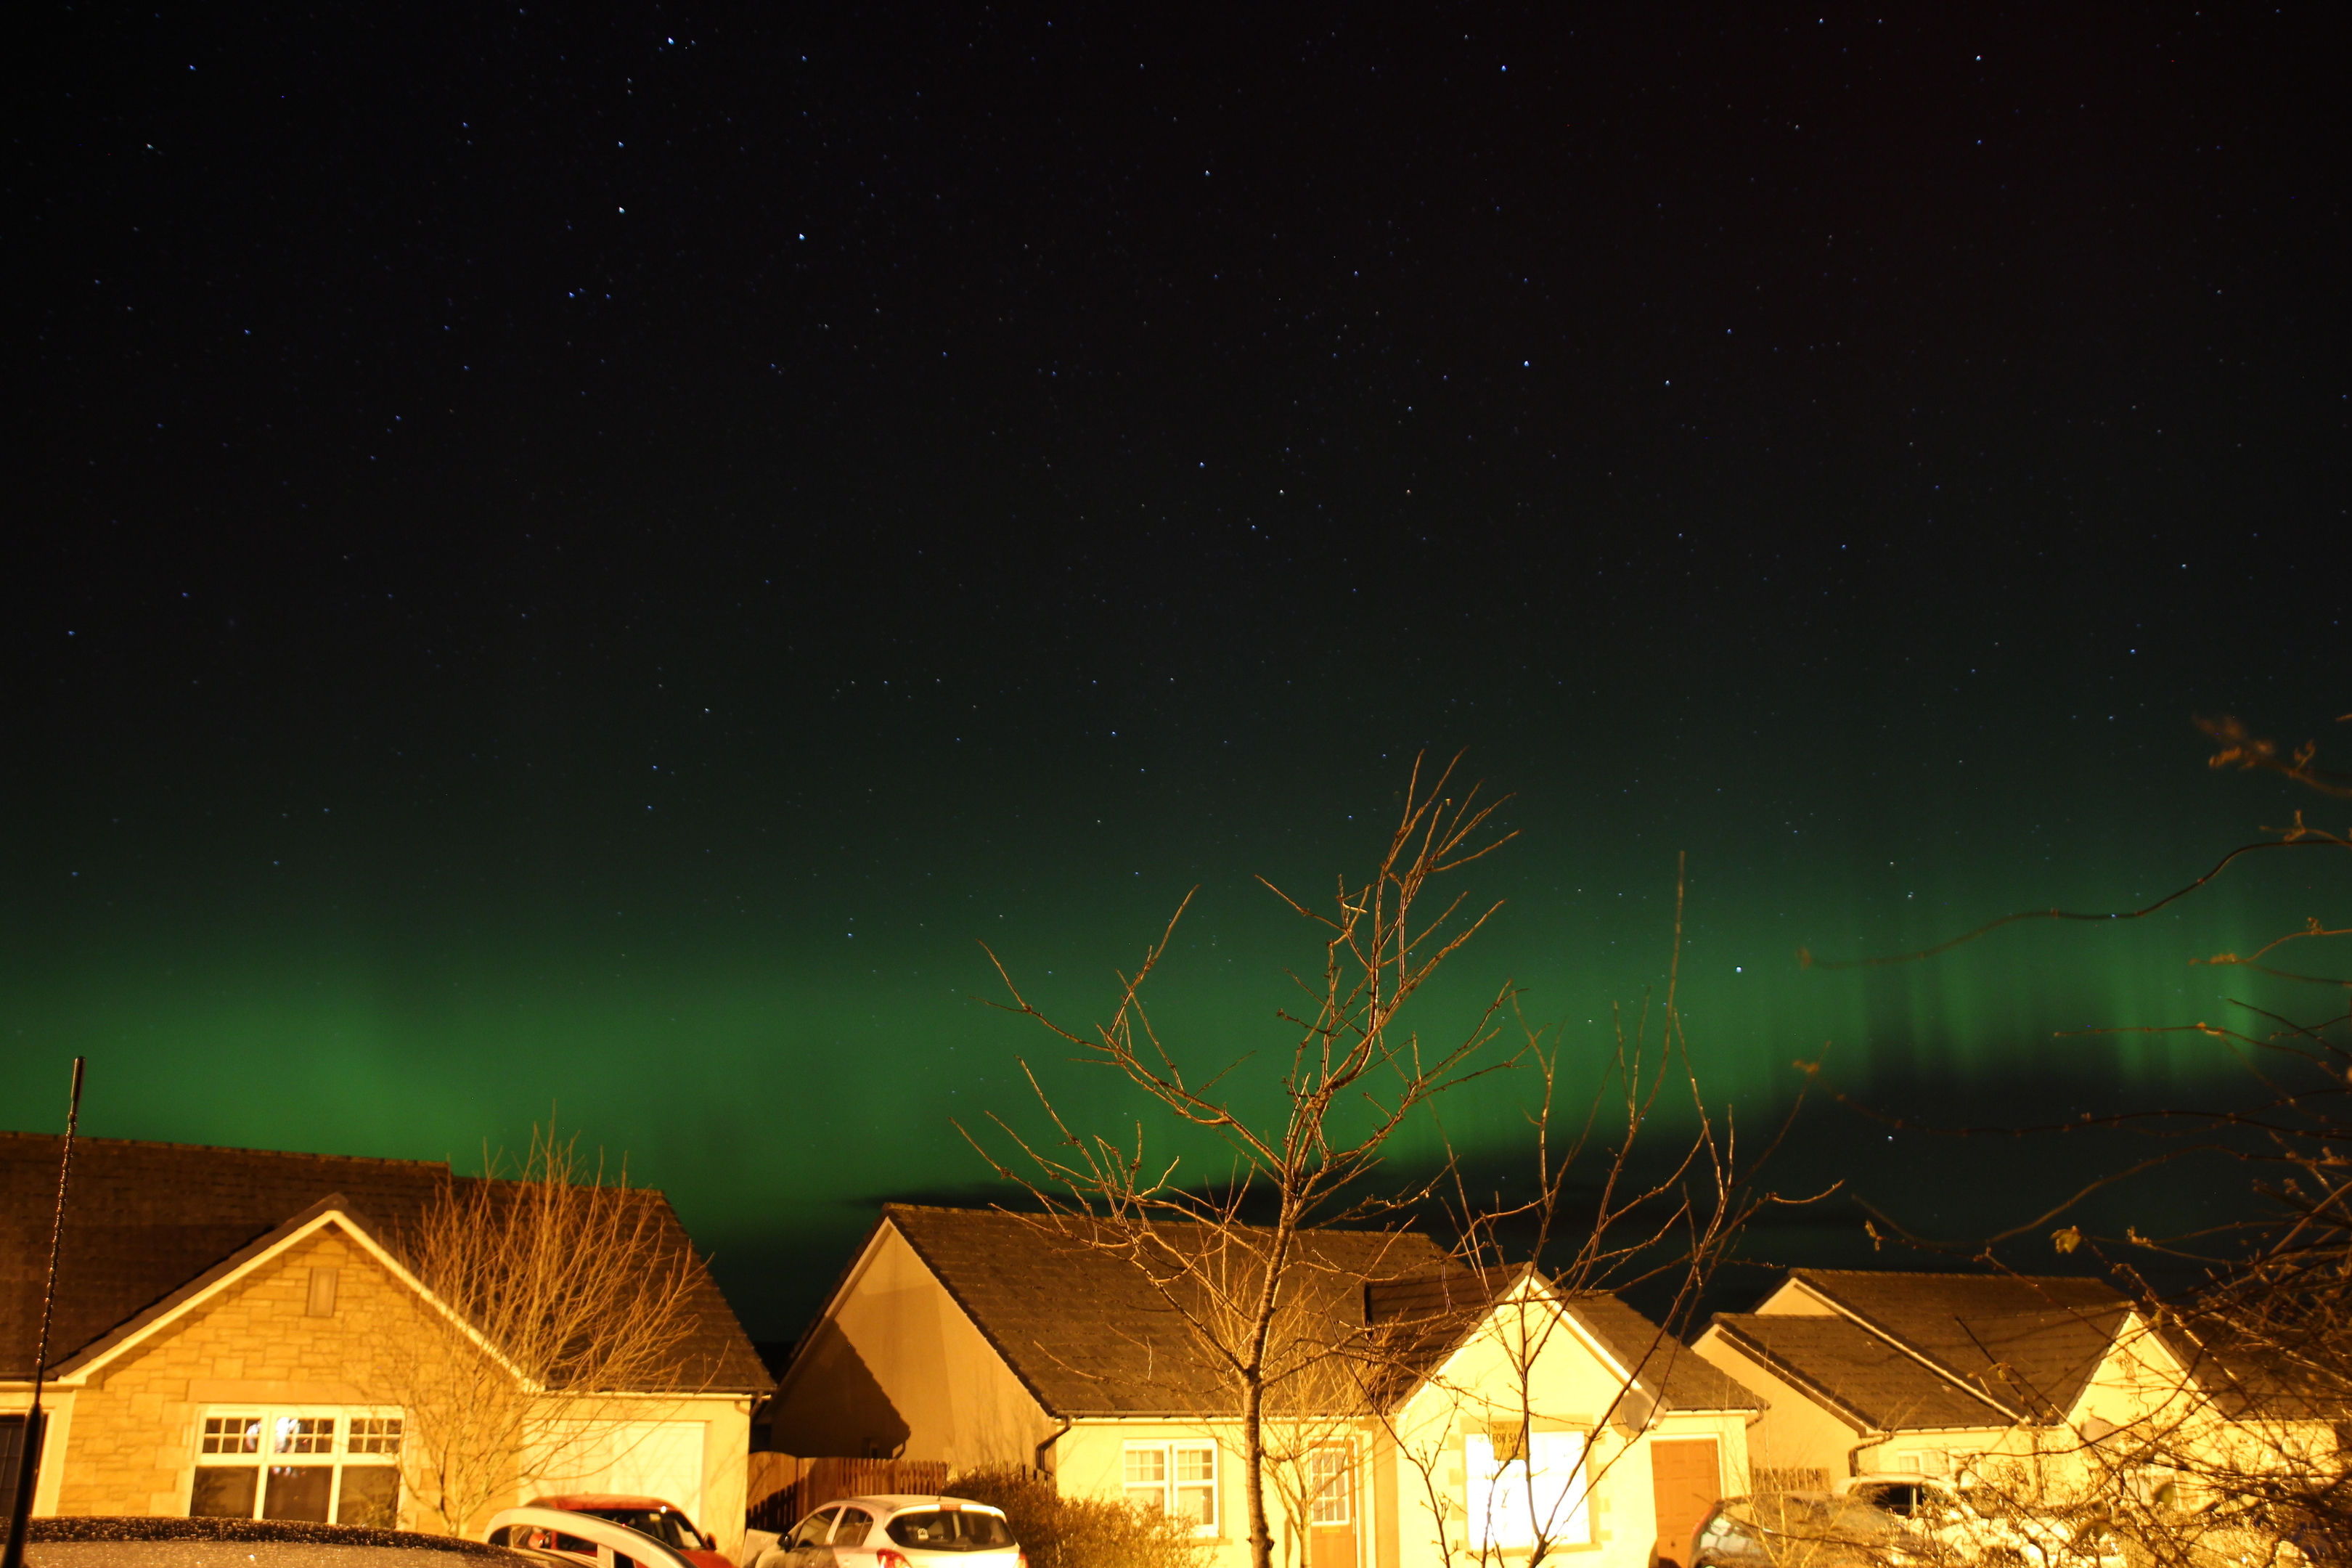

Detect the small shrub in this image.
[947,1464,1211,1568]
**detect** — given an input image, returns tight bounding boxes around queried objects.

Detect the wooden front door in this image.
[1307,1442,1358,1568]
[1648,1438,1721,1568]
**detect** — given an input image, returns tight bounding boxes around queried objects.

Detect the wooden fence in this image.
[746,1455,952,1535]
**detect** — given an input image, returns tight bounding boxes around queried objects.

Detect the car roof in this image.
[483,1507,695,1568]
[818,1495,1008,1514]
[1845,1475,1953,1488]
[531,1496,687,1511]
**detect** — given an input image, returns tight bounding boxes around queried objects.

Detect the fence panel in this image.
[746,1456,952,1535]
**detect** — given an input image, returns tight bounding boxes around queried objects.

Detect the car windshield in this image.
[886,1511,1016,1551]
[580,1508,708,1549]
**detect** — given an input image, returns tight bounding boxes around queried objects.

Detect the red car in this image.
[526,1494,734,1568]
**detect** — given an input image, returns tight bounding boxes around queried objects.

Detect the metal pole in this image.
[2,1058,85,1568]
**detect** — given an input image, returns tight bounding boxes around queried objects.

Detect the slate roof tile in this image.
[878,1206,1759,1418]
[1788,1270,2129,1420]
[1565,1294,1763,1413]
[1710,1313,2012,1433]
[883,1204,1448,1416]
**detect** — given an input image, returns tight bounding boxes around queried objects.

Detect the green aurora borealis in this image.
[17,4,2347,1337]
[5,670,2338,1334]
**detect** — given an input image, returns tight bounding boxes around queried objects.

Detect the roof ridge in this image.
[448,1172,671,1201]
[1,1130,449,1172]
[1792,1267,2122,1289]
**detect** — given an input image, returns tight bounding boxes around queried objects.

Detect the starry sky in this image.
[14,4,2347,1338]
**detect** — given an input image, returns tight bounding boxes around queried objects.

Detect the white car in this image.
[756,1495,1022,1568]
[484,1505,701,1568]
[1837,1477,2124,1568]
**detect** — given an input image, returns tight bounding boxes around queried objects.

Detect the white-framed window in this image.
[1124,1440,1218,1534]
[1466,1425,1591,1549]
[1309,1444,1355,1526]
[190,1406,404,1527]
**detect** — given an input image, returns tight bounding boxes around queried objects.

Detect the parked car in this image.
[1837,1477,2126,1568]
[1687,1490,1904,1567]
[1687,1482,2126,1568]
[525,1494,734,1568]
[755,1494,1023,1568]
[483,1505,699,1568]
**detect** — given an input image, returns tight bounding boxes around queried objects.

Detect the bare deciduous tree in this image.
[375,1126,706,1535]
[970,755,1521,1568]
[971,760,1789,1568]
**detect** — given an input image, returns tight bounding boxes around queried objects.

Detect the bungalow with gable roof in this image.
[1,1132,769,1551]
[769,1204,1763,1568]
[1690,1267,2343,1509]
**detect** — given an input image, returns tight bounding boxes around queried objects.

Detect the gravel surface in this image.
[24,1516,545,1565]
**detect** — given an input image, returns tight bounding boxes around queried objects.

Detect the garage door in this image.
[553,1421,706,1519]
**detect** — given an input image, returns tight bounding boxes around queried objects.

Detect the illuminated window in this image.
[189,1406,402,1527]
[1124,1441,1218,1534]
[1467,1427,1590,1548]
[276,1418,335,1455]
[201,1416,261,1455]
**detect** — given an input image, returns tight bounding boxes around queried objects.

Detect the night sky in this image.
[15,4,2346,1338]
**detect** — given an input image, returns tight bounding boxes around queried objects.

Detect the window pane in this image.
[834,1508,875,1546]
[1310,1447,1350,1525]
[337,1466,400,1527]
[1528,1432,1589,1545]
[349,1418,404,1455]
[1124,1447,1167,1485]
[1126,1486,1168,1514]
[191,1466,258,1519]
[276,1417,335,1455]
[889,1510,1016,1550]
[1467,1434,1532,1548]
[1175,1447,1215,1485]
[0,1417,44,1522]
[264,1464,334,1522]
[202,1416,261,1455]
[1173,1484,1215,1530]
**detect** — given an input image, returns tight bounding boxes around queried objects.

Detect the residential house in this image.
[1691,1267,2343,1507]
[1,1132,769,1552]
[769,1204,1762,1568]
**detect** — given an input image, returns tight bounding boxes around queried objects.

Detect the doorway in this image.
[1647,1437,1720,1568]
[1307,1442,1358,1568]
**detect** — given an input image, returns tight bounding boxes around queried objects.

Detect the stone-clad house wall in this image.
[52,1224,427,1519]
[5,1134,771,1551]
